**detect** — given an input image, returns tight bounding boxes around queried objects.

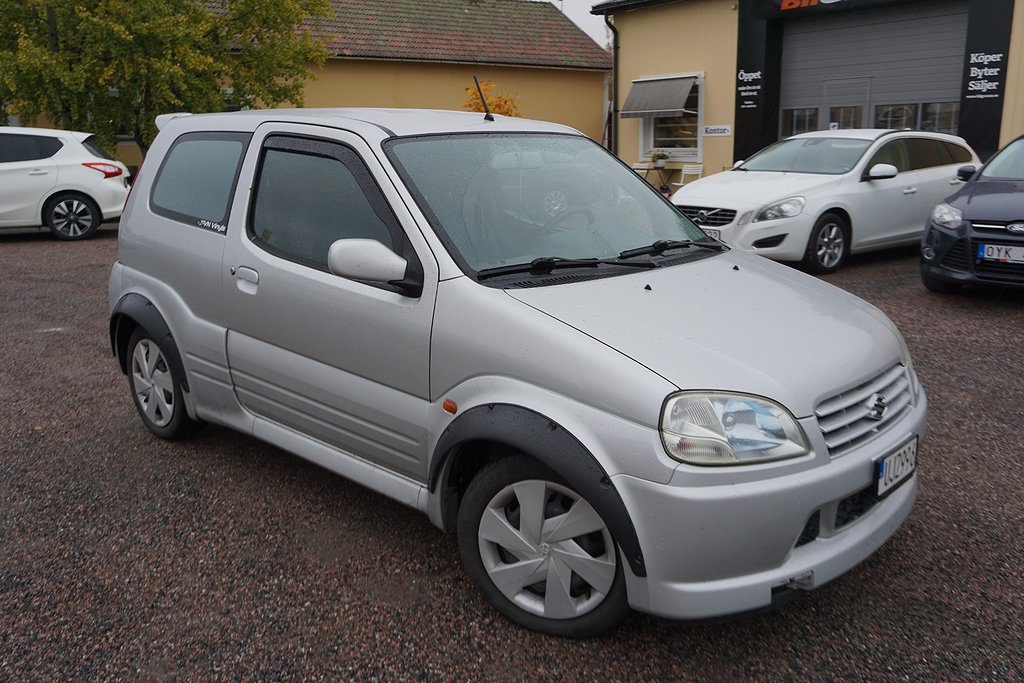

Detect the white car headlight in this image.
[753,196,805,222]
[931,203,963,230]
[661,392,810,466]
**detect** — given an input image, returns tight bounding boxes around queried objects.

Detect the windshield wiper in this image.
[618,239,727,260]
[477,256,659,280]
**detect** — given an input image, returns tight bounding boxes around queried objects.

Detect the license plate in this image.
[703,229,721,240]
[875,437,917,497]
[977,243,1024,263]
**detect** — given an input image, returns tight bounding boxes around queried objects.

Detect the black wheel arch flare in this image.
[430,403,647,577]
[109,293,189,393]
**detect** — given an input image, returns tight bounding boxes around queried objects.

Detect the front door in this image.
[0,134,57,225]
[221,123,437,481]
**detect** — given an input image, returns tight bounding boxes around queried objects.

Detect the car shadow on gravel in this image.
[0,224,119,244]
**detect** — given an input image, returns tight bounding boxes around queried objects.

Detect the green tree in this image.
[0,0,330,155]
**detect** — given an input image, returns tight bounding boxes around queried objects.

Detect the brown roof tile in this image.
[318,0,610,70]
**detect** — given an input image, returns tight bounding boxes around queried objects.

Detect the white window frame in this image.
[636,71,704,163]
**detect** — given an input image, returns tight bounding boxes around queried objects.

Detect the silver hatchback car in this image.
[109,109,925,637]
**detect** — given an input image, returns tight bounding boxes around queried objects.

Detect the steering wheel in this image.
[542,207,596,232]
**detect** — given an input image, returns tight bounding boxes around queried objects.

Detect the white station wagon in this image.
[672,129,979,273]
[109,109,925,636]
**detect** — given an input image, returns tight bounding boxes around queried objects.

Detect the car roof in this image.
[789,128,969,144]
[157,108,580,138]
[0,126,91,141]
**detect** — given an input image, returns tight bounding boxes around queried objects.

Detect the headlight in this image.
[753,196,805,222]
[931,203,963,230]
[660,392,810,466]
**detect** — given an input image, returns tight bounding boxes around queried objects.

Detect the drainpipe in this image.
[604,14,619,156]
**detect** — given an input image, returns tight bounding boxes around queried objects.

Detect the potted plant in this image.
[650,149,670,168]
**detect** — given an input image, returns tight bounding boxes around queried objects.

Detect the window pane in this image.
[0,134,42,162]
[905,138,950,170]
[922,102,959,135]
[829,106,862,129]
[81,135,114,160]
[37,137,64,158]
[651,84,700,150]
[252,147,393,270]
[152,134,248,227]
[945,142,972,164]
[782,108,818,137]
[868,140,910,173]
[875,104,918,129]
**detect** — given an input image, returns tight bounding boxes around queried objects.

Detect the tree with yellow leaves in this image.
[462,79,521,117]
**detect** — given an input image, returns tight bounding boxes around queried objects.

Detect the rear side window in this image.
[945,142,972,164]
[867,139,910,173]
[151,131,251,233]
[0,133,63,162]
[906,138,951,170]
[81,135,114,160]
[249,135,397,271]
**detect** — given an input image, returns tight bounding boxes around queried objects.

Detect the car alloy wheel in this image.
[803,212,849,274]
[50,198,97,239]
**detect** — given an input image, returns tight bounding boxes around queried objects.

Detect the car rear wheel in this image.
[126,328,200,440]
[44,193,102,241]
[803,212,849,274]
[457,455,629,637]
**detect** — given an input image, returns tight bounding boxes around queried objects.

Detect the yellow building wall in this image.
[305,59,608,142]
[612,0,739,180]
[1000,0,1024,146]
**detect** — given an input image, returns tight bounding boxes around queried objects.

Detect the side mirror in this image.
[865,163,898,181]
[328,238,408,285]
[957,165,977,182]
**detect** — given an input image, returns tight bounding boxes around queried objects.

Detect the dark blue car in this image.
[921,136,1024,291]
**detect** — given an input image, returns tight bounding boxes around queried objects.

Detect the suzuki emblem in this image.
[865,393,888,421]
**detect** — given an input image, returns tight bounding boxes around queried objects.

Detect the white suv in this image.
[0,126,131,240]
[672,130,980,273]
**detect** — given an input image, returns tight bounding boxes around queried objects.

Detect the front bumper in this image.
[614,388,926,620]
[921,221,1024,288]
[675,202,812,261]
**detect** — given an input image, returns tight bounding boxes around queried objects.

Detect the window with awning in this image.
[621,77,696,118]
[625,74,703,162]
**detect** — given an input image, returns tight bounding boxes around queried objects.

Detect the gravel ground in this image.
[1,226,1023,681]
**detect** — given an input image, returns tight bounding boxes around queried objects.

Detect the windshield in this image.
[980,138,1024,180]
[740,137,872,174]
[384,133,708,274]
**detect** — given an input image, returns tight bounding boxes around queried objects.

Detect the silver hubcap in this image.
[131,340,175,427]
[52,199,94,237]
[542,189,568,217]
[816,222,845,268]
[478,479,616,620]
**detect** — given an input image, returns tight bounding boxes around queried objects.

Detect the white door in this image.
[0,134,57,226]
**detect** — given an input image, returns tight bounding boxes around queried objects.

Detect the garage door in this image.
[779,0,968,136]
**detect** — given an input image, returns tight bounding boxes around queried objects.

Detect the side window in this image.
[906,138,951,170]
[151,131,250,232]
[37,137,64,158]
[867,140,910,173]
[249,136,398,271]
[945,142,973,164]
[0,134,45,163]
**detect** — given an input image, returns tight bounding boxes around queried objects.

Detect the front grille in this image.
[675,205,737,227]
[794,511,820,547]
[835,485,879,528]
[816,363,913,457]
[971,221,1024,233]
[940,240,970,271]
[972,240,1024,281]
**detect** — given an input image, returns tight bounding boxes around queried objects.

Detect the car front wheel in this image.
[44,193,102,241]
[457,455,629,637]
[803,212,849,274]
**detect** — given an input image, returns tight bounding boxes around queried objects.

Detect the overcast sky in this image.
[553,0,610,48]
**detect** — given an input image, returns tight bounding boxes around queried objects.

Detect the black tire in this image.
[126,328,201,440]
[457,455,630,638]
[43,192,103,241]
[921,271,961,293]
[802,212,849,274]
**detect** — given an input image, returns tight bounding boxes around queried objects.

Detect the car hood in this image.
[504,250,903,418]
[672,171,845,209]
[948,178,1024,222]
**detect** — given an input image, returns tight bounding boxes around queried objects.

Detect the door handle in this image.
[902,187,917,195]
[232,266,259,294]
[27,169,49,176]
